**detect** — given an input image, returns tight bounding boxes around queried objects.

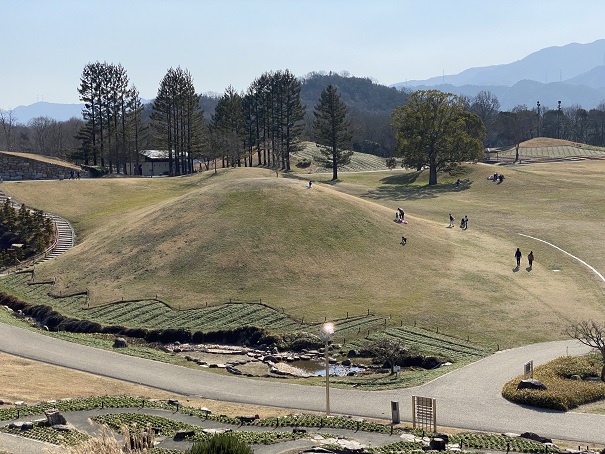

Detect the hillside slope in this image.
[3,163,603,347]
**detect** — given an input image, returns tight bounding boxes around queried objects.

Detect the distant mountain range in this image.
[392,39,605,110]
[11,102,84,124]
[9,40,605,124]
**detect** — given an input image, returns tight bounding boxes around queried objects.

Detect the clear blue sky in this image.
[2,0,605,109]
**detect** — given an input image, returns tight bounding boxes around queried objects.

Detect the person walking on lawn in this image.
[515,248,522,268]
[528,251,534,268]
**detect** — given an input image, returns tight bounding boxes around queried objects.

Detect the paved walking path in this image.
[0,323,603,446]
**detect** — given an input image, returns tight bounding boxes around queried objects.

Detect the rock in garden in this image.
[429,437,447,451]
[53,424,74,432]
[517,379,547,390]
[520,432,552,443]
[236,415,256,424]
[45,409,67,426]
[341,359,351,366]
[113,337,128,348]
[21,421,34,431]
[202,428,232,435]
[174,429,195,440]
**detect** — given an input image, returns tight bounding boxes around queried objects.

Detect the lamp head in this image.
[320,322,335,341]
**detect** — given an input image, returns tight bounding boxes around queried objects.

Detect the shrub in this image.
[191,326,276,347]
[502,354,605,410]
[295,158,312,168]
[278,331,323,351]
[145,328,192,344]
[186,433,253,454]
[81,165,107,178]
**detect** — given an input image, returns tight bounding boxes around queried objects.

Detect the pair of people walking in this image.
[448,214,467,229]
[515,248,534,269]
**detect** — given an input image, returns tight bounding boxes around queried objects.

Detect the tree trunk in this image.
[332,146,338,180]
[601,363,605,382]
[429,163,438,185]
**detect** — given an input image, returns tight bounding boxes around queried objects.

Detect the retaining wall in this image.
[0,152,85,181]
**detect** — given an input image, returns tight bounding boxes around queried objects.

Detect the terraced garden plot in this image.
[1,273,490,363]
[495,145,605,162]
[347,327,490,363]
[295,145,387,173]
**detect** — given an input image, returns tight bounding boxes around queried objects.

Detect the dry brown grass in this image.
[0,151,80,169]
[0,352,293,418]
[3,161,605,348]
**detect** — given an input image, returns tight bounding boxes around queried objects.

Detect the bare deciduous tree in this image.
[0,109,18,151]
[364,338,407,374]
[566,319,605,381]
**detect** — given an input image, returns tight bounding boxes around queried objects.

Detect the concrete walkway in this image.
[0,323,604,445]
[0,405,418,454]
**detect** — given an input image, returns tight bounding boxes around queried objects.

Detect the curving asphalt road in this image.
[0,322,604,444]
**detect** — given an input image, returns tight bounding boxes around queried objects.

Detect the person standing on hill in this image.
[515,248,522,268]
[449,214,454,227]
[528,251,534,268]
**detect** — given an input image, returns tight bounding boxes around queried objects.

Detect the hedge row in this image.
[0,292,278,347]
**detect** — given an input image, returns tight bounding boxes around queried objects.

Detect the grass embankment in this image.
[502,354,605,411]
[2,158,605,349]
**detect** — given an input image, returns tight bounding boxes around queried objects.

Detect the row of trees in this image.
[209,70,305,171]
[76,65,354,178]
[151,67,202,175]
[0,112,82,156]
[457,90,605,148]
[77,62,146,173]
[6,72,605,176]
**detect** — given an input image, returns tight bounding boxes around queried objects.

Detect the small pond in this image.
[288,359,365,377]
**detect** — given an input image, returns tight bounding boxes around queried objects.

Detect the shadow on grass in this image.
[362,177,472,202]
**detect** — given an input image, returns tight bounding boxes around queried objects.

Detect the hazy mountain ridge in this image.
[9,39,605,123]
[12,102,84,124]
[393,39,605,110]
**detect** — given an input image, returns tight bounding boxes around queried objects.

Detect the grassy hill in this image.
[2,158,605,349]
[291,141,388,173]
[487,137,605,163]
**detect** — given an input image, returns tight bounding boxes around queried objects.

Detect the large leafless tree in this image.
[566,319,605,381]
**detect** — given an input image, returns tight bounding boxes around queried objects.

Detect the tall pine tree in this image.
[313,85,352,180]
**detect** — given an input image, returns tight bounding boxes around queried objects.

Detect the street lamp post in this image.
[536,101,541,137]
[557,100,562,139]
[320,322,335,415]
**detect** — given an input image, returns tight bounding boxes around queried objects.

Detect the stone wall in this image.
[0,152,85,181]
